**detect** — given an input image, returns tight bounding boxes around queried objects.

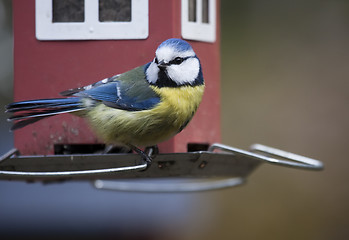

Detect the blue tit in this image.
[6,38,205,163]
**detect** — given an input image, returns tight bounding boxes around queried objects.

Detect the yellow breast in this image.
[150,85,205,127]
[86,85,205,146]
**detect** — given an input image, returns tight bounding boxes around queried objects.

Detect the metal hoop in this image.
[209,143,323,170]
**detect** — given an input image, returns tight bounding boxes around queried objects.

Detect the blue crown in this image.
[157,38,193,52]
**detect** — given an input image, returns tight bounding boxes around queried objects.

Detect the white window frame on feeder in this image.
[35,0,149,40]
[181,0,216,43]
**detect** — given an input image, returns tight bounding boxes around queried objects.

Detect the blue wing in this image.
[61,64,160,111]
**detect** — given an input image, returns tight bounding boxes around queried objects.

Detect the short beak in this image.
[157,60,168,70]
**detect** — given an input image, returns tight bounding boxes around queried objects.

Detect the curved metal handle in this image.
[0,164,147,178]
[0,148,147,177]
[209,143,323,170]
[250,144,323,170]
[94,177,245,193]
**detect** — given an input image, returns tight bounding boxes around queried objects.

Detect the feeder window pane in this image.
[181,0,216,42]
[52,0,85,23]
[36,0,148,40]
[188,0,196,22]
[202,0,209,23]
[99,0,132,22]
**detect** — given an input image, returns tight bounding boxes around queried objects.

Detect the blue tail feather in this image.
[6,98,85,130]
[6,98,81,112]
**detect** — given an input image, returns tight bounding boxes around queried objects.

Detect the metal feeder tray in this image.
[0,143,323,192]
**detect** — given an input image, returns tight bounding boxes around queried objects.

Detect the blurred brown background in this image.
[0,0,348,239]
[217,0,348,239]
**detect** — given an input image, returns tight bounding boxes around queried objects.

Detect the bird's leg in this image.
[103,145,116,154]
[144,145,159,159]
[128,144,152,165]
[103,144,131,154]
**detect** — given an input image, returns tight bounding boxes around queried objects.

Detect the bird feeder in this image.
[13,0,220,155]
[1,0,323,192]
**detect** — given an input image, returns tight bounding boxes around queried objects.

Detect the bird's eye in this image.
[154,57,159,64]
[171,57,184,65]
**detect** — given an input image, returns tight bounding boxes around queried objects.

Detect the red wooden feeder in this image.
[12,0,221,155]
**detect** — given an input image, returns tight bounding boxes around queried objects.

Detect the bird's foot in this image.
[144,145,159,159]
[128,144,153,165]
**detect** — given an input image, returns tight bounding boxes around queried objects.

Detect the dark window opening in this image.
[202,0,209,23]
[54,144,131,155]
[52,0,85,23]
[187,143,210,152]
[188,0,197,22]
[99,0,132,22]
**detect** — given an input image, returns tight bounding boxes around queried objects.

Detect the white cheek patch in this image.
[167,58,200,85]
[145,62,159,84]
[156,47,195,63]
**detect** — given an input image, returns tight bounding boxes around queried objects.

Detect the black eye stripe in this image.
[154,56,193,66]
[171,57,183,65]
[169,56,191,65]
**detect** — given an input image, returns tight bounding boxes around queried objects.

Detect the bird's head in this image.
[146,38,203,87]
